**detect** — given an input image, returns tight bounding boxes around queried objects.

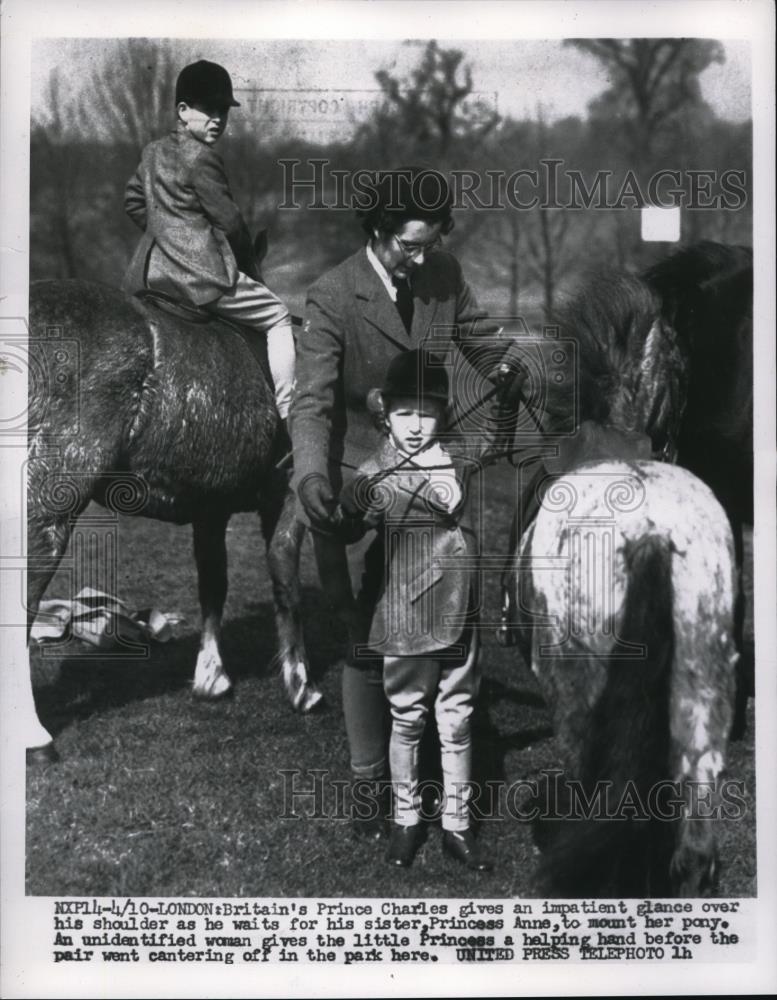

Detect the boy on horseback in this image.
[123,60,295,422]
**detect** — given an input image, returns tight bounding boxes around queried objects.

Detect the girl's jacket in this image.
[339,432,496,658]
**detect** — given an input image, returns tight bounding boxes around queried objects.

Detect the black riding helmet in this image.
[175,60,240,108]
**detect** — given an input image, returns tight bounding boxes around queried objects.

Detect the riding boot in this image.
[343,645,390,841]
[496,462,550,646]
[280,416,292,449]
[351,777,391,841]
[496,507,521,647]
[266,316,295,420]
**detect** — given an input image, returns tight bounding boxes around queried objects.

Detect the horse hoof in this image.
[281,661,324,713]
[298,685,324,713]
[192,670,232,701]
[26,743,60,766]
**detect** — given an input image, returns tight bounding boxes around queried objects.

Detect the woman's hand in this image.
[298,473,336,527]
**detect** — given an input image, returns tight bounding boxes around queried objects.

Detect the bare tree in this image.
[82,39,178,156]
[526,209,572,320]
[33,69,82,277]
[566,39,726,267]
[524,110,575,319]
[32,41,183,281]
[500,210,522,315]
[566,39,725,167]
[356,40,499,161]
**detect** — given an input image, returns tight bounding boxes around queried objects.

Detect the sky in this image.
[30,37,751,141]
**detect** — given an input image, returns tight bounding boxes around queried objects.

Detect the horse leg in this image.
[22,533,66,756]
[192,514,232,699]
[669,600,739,896]
[24,473,88,756]
[259,486,323,712]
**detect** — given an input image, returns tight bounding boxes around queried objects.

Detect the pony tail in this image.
[535,535,675,897]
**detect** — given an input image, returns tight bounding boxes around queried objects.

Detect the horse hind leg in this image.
[259,485,323,712]
[192,515,232,699]
[24,469,91,756]
[22,513,66,756]
[669,610,738,896]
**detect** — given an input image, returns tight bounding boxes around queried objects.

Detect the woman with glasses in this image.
[289,166,505,847]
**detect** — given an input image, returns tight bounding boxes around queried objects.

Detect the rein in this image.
[336,358,548,488]
[346,368,509,488]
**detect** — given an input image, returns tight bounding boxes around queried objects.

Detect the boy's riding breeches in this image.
[206,272,295,418]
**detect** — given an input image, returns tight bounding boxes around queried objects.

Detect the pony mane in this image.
[548,270,683,450]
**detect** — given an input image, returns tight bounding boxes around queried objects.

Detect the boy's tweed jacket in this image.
[290,246,503,498]
[123,126,258,305]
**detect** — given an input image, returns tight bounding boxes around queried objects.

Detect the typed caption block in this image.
[50,896,751,966]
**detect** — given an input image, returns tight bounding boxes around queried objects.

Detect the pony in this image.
[23,278,321,760]
[517,459,738,897]
[643,242,753,736]
[505,246,746,895]
[501,241,753,720]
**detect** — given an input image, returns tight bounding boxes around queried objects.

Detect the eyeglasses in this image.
[393,233,443,259]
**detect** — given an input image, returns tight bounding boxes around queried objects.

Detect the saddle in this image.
[132,288,297,470]
[133,288,279,384]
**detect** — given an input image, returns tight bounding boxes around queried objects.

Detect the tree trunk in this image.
[539,210,555,320]
[509,213,520,316]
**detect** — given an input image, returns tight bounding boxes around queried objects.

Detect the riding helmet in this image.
[175,60,240,108]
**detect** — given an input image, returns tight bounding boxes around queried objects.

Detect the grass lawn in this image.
[26,465,756,898]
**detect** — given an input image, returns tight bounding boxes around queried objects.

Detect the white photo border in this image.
[1,1,775,996]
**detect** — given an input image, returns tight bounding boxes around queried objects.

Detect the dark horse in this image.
[509,242,748,896]
[644,242,753,736]
[23,280,321,755]
[644,240,753,515]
